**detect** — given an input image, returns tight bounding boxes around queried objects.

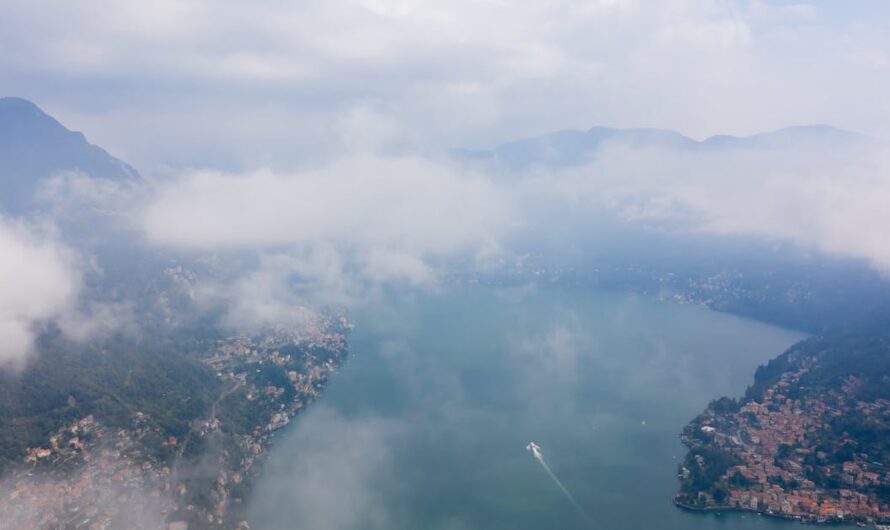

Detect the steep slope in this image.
[676,328,890,524]
[0,97,139,213]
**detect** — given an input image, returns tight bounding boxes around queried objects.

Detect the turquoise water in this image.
[249,285,846,530]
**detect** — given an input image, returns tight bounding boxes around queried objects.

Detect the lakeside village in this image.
[677,357,890,527]
[0,314,351,530]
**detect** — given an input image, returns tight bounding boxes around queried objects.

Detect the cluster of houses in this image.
[4,416,173,529]
[2,314,351,530]
[691,359,890,524]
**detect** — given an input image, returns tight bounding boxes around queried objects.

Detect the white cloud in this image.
[137,154,514,325]
[56,300,136,343]
[142,156,513,253]
[132,129,890,319]
[533,139,890,271]
[0,216,137,368]
[247,406,403,530]
[363,248,435,285]
[206,251,332,330]
[0,218,79,368]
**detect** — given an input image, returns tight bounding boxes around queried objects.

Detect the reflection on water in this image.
[249,286,846,530]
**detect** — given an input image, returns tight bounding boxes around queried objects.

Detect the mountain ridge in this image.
[0,96,140,213]
[457,123,868,173]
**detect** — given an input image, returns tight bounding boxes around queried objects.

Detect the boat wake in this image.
[527,442,597,527]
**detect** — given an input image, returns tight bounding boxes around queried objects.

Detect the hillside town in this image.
[0,314,351,530]
[0,415,174,529]
[677,356,890,525]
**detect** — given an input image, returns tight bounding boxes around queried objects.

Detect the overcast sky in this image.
[2,0,890,171]
[4,1,890,367]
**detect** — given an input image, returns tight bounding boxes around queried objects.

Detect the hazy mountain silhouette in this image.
[0,97,139,213]
[457,124,867,173]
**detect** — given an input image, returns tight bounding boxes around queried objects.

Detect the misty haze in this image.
[2,2,890,530]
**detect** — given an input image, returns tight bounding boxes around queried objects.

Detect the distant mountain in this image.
[700,124,867,151]
[0,97,139,213]
[457,124,868,173]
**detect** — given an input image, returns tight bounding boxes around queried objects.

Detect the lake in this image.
[248,285,847,530]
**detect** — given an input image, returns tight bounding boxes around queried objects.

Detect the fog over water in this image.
[247,285,837,530]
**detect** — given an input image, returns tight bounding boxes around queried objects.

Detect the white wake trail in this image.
[528,443,597,527]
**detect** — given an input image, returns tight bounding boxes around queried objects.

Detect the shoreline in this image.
[673,497,884,527]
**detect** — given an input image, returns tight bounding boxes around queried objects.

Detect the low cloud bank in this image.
[0,215,137,368]
[137,133,890,277]
[126,135,890,335]
[520,138,890,272]
[8,129,890,364]
[139,155,516,320]
[247,406,403,530]
[142,156,513,254]
[0,218,79,368]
